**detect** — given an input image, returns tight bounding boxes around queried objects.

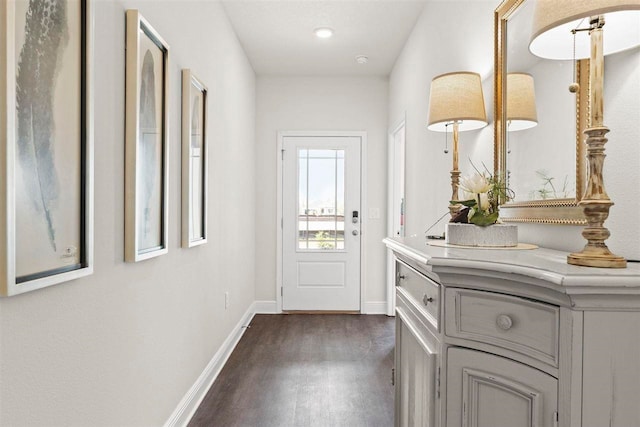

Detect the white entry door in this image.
[282,135,362,311]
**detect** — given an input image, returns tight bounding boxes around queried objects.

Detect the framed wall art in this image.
[181,69,208,248]
[0,0,94,296]
[125,10,169,262]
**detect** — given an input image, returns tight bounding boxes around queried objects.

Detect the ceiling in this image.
[221,0,428,76]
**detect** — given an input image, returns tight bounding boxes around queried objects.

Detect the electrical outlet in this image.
[224,291,229,309]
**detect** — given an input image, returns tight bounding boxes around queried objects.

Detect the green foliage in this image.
[451,199,477,208]
[469,211,499,226]
[530,170,570,200]
[315,231,335,249]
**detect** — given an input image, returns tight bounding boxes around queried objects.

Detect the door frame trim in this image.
[276,130,367,313]
[387,116,406,316]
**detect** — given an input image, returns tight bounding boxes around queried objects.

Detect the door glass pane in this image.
[298,149,345,250]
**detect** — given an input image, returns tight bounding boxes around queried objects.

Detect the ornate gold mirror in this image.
[495,0,587,224]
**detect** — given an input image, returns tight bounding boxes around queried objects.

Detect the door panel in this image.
[297,262,345,286]
[282,136,361,311]
[446,347,558,427]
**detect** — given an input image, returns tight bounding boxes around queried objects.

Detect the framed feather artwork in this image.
[181,70,208,248]
[0,0,94,296]
[124,10,169,262]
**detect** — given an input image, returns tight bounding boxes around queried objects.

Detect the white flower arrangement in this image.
[451,166,510,226]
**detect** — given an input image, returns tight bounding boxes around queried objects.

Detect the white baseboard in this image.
[362,301,389,315]
[163,304,256,427]
[256,300,387,314]
[253,300,278,314]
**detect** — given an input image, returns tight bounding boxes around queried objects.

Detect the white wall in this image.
[255,76,389,308]
[389,1,496,238]
[0,2,256,425]
[390,2,640,261]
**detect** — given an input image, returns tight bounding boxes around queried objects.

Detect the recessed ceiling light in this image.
[355,55,369,64]
[314,27,334,39]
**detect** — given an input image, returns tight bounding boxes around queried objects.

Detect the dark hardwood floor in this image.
[189,314,395,427]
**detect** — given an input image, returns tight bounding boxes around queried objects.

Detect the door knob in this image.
[352,230,359,236]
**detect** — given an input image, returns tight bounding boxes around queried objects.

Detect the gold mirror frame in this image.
[494,0,587,225]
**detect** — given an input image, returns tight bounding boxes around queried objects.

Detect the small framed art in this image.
[124,10,169,262]
[181,69,208,248]
[0,0,94,296]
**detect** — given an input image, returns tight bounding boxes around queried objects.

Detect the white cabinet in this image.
[446,347,557,427]
[394,259,441,427]
[385,236,640,427]
[395,310,438,427]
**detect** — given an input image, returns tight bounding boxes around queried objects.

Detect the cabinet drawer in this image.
[397,260,440,330]
[445,289,559,366]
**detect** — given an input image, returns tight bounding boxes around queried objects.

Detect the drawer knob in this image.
[423,294,434,306]
[496,314,513,331]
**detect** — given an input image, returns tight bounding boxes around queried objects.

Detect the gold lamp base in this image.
[567,126,626,269]
[566,25,628,269]
[568,249,627,268]
[567,201,626,268]
[448,123,462,220]
[449,169,462,219]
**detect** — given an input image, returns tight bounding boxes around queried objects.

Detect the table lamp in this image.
[530,0,640,268]
[427,72,488,218]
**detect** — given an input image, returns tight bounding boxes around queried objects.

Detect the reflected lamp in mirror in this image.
[529,0,640,268]
[427,72,488,218]
[506,72,537,131]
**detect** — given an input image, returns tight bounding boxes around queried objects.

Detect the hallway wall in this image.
[255,76,389,310]
[389,1,495,239]
[0,2,256,425]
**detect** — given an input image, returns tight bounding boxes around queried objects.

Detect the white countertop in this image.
[384,236,640,290]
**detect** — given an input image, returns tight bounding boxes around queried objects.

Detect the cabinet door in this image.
[446,347,557,427]
[396,310,438,427]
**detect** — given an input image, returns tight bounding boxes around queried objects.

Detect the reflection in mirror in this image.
[506,72,537,132]
[506,0,576,201]
[495,0,587,224]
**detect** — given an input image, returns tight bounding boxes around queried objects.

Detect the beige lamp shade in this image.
[427,71,488,132]
[530,0,640,60]
[507,73,538,131]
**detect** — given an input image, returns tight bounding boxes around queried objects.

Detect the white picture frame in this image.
[124,10,170,262]
[181,69,208,248]
[0,0,94,296]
